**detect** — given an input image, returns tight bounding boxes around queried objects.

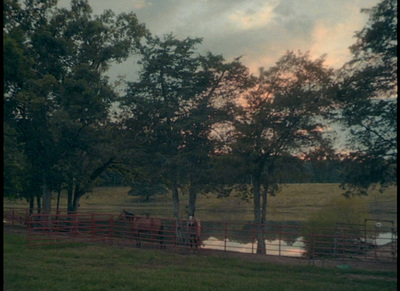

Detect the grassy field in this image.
[3,232,397,291]
[4,183,397,224]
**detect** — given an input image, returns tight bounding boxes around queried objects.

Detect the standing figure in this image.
[187,215,201,250]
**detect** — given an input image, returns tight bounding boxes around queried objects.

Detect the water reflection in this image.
[202,222,397,257]
[201,230,396,257]
[202,236,306,257]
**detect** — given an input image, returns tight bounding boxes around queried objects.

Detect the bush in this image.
[302,196,370,258]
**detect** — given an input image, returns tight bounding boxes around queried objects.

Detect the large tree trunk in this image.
[71,183,84,213]
[56,189,61,214]
[36,194,41,214]
[66,181,82,213]
[29,195,34,215]
[261,182,269,224]
[188,181,198,217]
[171,179,185,244]
[42,176,52,227]
[67,180,74,214]
[42,181,52,215]
[253,176,266,254]
[172,180,180,220]
[72,194,81,212]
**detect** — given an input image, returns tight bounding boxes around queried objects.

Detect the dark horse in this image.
[119,210,165,248]
[187,216,201,250]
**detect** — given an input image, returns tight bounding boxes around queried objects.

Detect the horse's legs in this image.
[189,234,195,249]
[134,231,141,247]
[189,234,199,250]
[158,228,165,249]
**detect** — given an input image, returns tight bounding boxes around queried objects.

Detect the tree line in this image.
[4,0,396,254]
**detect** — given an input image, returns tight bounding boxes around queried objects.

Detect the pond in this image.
[201,229,396,258]
[202,236,306,257]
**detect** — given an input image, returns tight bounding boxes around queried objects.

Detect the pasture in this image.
[4,183,397,224]
[3,232,397,291]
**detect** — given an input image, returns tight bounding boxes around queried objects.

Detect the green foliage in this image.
[335,0,397,193]
[128,180,168,201]
[121,34,250,217]
[3,0,148,210]
[230,50,335,244]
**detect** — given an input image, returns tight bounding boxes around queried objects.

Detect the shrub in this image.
[302,196,370,258]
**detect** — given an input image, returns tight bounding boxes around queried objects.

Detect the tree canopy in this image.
[3,0,395,228]
[334,0,397,195]
[3,0,148,212]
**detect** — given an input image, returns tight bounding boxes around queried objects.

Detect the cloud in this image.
[227,2,276,30]
[132,0,153,10]
[65,0,381,81]
[309,1,379,68]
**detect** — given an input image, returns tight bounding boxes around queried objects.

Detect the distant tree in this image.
[334,0,397,195]
[231,51,335,254]
[128,180,168,202]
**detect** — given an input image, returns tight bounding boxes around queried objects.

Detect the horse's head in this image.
[187,216,200,230]
[119,209,135,221]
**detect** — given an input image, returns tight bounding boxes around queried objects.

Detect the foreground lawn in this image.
[4,232,397,291]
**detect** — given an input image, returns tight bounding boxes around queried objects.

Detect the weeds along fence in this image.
[3,208,397,262]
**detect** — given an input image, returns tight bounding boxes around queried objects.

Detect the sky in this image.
[59,0,379,82]
[58,0,381,150]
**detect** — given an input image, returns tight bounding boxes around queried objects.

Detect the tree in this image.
[231,51,334,254]
[121,34,250,224]
[3,0,148,213]
[334,0,397,195]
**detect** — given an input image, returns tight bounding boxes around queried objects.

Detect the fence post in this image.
[279,226,282,256]
[91,213,95,241]
[374,227,377,261]
[26,208,29,226]
[311,230,315,260]
[26,213,31,248]
[364,226,368,260]
[342,229,346,258]
[109,215,114,246]
[174,220,177,247]
[224,223,228,252]
[74,212,78,237]
[130,217,134,242]
[12,209,15,225]
[252,223,255,254]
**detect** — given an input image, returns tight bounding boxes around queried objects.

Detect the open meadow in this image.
[4,183,397,224]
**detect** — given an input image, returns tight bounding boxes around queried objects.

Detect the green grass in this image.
[4,232,397,291]
[4,184,397,224]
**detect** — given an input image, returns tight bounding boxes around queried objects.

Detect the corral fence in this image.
[3,207,397,262]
